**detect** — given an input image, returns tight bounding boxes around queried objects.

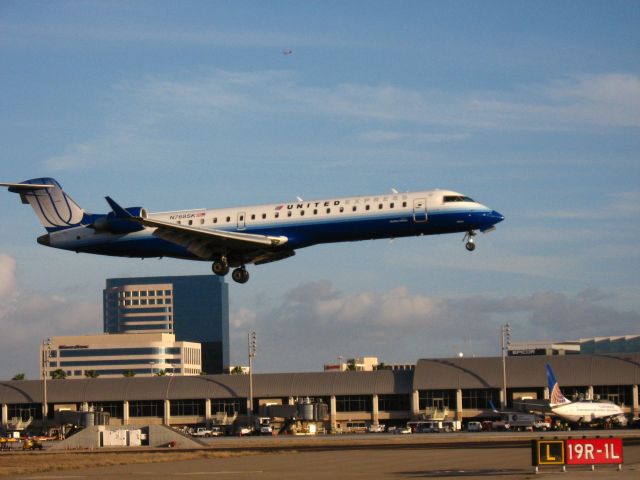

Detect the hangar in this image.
[2,354,638,432]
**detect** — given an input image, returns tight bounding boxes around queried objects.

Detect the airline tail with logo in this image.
[1,178,85,232]
[546,364,571,407]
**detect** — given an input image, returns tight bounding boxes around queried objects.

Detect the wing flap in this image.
[138,216,288,260]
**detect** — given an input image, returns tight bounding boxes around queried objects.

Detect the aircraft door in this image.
[237,212,246,230]
[413,198,427,222]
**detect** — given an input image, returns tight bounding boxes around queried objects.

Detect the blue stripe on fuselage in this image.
[64,209,496,260]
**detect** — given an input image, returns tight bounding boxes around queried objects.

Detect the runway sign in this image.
[565,438,623,465]
[531,439,565,466]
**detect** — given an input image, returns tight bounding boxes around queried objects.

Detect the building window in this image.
[378,394,410,412]
[124,291,131,297]
[140,291,147,297]
[418,390,456,410]
[164,290,171,295]
[129,400,164,418]
[211,399,246,416]
[593,385,633,406]
[335,395,372,412]
[90,401,124,418]
[170,399,205,417]
[461,389,500,409]
[8,403,42,421]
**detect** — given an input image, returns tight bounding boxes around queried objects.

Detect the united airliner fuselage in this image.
[2,178,504,284]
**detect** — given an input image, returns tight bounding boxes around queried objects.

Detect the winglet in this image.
[105,196,135,219]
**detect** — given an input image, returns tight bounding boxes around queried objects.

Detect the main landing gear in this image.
[211,257,250,284]
[463,231,476,252]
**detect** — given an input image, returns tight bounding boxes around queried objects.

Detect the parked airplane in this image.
[546,364,627,425]
[1,178,504,284]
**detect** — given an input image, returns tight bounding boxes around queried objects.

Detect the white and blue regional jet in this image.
[1,178,504,284]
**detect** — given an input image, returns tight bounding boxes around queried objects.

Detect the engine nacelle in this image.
[91,207,147,234]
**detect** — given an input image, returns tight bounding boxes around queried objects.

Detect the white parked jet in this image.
[546,364,627,425]
[1,178,504,284]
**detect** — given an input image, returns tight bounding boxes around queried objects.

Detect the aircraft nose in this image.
[492,210,505,224]
[37,234,51,246]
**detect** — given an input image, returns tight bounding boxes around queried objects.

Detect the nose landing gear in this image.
[463,231,476,252]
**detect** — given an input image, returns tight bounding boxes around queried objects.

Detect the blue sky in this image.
[1,1,639,378]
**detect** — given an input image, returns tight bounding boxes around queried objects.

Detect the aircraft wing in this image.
[137,216,289,261]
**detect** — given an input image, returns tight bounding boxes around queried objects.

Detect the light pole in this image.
[338,356,344,372]
[500,324,511,409]
[42,338,52,433]
[248,332,257,427]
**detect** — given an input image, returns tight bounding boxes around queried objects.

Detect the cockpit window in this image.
[443,195,474,203]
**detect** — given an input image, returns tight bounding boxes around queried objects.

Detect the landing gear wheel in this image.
[232,267,250,284]
[463,231,476,252]
[212,259,229,276]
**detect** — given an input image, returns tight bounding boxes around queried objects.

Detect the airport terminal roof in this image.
[412,354,640,390]
[0,369,413,404]
[1,354,638,404]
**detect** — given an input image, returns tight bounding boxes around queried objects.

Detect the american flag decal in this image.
[275,205,284,211]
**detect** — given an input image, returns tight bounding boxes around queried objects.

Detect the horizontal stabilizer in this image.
[1,182,54,192]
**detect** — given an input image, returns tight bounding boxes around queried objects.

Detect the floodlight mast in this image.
[500,324,511,409]
[248,332,257,427]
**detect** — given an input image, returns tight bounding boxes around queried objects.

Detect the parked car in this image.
[392,426,412,434]
[368,424,386,433]
[190,427,214,437]
[466,421,483,432]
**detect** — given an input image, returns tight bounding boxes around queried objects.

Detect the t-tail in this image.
[546,364,570,407]
[0,178,85,232]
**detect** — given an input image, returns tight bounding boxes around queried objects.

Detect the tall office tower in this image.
[104,275,229,374]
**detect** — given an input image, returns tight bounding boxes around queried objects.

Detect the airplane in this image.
[546,364,627,426]
[1,177,504,284]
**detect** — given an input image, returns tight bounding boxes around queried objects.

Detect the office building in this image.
[103,275,229,373]
[40,333,201,379]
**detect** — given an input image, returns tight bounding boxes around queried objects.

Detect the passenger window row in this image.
[175,201,409,225]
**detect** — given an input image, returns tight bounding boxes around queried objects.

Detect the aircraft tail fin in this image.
[1,178,85,232]
[546,364,570,407]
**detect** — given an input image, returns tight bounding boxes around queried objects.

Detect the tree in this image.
[375,363,392,371]
[84,370,100,378]
[345,362,356,371]
[11,373,25,381]
[122,369,136,377]
[230,366,245,374]
[155,369,167,376]
[51,369,67,379]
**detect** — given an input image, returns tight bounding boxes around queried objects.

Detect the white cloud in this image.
[42,70,640,171]
[231,281,640,371]
[0,253,101,379]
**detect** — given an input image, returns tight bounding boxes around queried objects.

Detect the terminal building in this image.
[103,275,229,374]
[508,334,640,357]
[40,333,202,379]
[4,354,639,432]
